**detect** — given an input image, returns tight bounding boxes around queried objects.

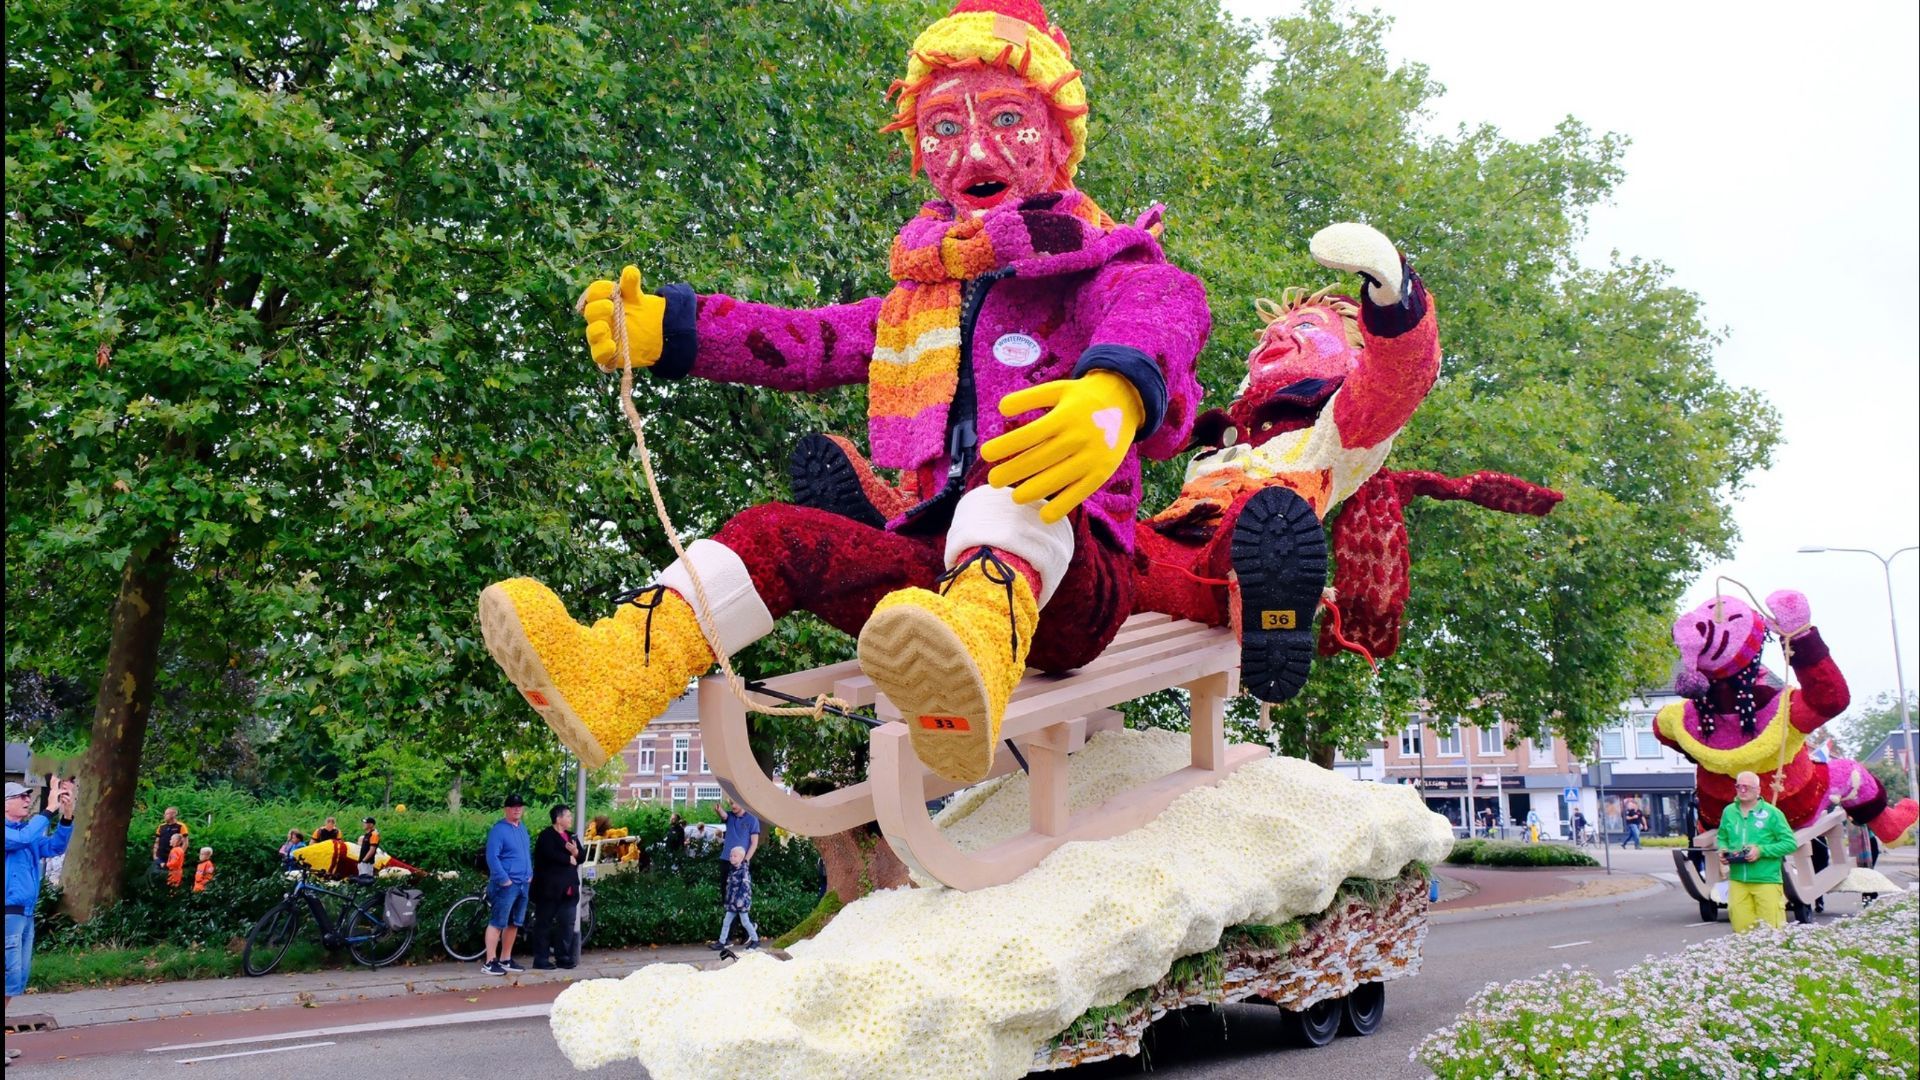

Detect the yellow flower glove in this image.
[982,370,1144,524]
[579,265,667,373]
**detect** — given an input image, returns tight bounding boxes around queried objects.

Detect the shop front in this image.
[1594,772,1696,839]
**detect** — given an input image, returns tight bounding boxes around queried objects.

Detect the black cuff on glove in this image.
[1785,627,1829,667]
[1359,258,1427,338]
[654,284,699,379]
[1071,344,1169,440]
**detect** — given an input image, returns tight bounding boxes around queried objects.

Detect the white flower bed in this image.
[1414,891,1920,1079]
[550,728,1452,1078]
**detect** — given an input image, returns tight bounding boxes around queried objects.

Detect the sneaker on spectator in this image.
[501,957,527,973]
[481,960,507,976]
[746,939,761,950]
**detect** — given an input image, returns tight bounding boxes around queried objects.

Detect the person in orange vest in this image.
[192,846,215,893]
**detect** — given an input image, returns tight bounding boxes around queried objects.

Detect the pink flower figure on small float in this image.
[1655,589,1919,843]
[479,0,1213,785]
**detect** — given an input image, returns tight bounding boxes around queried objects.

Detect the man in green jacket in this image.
[1716,771,1802,931]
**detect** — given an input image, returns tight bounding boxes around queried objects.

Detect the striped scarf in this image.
[869,190,1119,469]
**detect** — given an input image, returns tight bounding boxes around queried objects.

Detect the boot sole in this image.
[1231,488,1328,704]
[858,603,996,785]
[478,584,612,769]
[790,434,888,529]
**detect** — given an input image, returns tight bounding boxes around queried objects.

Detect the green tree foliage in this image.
[7,0,1774,917]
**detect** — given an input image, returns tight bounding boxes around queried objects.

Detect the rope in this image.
[1713,576,1797,805]
[579,284,851,723]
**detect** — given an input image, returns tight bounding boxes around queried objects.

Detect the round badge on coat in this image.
[991,332,1043,368]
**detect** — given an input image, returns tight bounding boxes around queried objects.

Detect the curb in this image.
[27,947,712,1030]
[1431,875,1669,924]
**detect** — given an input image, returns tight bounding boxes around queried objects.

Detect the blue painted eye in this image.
[992,110,1021,128]
[934,119,961,137]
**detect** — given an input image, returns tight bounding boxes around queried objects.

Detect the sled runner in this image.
[700,611,1267,890]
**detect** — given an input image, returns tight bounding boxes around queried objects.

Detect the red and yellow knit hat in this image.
[884,0,1089,182]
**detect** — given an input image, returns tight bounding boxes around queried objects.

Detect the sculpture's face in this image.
[915,67,1070,214]
[1227,301,1360,443]
[1673,596,1767,681]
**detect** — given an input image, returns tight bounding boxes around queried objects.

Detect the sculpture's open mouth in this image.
[1238,377,1343,443]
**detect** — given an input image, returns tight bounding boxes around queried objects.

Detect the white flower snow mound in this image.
[550,728,1454,1078]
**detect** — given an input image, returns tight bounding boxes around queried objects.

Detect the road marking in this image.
[146,1004,550,1054]
[175,1041,335,1064]
[1683,921,1715,927]
[1547,940,1592,950]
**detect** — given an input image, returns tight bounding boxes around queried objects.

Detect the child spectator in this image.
[193,846,215,892]
[166,832,188,888]
[356,816,381,877]
[279,829,306,870]
[312,816,342,843]
[709,845,759,951]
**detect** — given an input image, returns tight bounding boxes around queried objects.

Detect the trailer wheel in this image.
[1339,982,1385,1037]
[1698,900,1718,923]
[1281,996,1343,1048]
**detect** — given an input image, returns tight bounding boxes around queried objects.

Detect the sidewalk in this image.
[12,944,716,1030]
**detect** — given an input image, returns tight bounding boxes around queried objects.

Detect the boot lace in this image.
[609,584,671,663]
[936,547,1022,661]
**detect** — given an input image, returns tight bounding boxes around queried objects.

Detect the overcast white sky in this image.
[1219,1,1920,720]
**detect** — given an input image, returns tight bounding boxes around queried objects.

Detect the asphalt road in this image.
[7,870,1907,1080]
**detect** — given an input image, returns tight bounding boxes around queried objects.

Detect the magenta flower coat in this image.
[653,198,1211,551]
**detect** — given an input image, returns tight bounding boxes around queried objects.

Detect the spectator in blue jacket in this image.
[8,777,74,1058]
[481,794,533,976]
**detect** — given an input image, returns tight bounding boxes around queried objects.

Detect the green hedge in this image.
[36,787,825,961]
[1444,839,1599,868]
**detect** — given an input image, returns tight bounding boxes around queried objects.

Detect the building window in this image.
[1433,722,1462,757]
[671,784,689,805]
[1631,714,1661,758]
[672,736,690,775]
[1477,722,1504,756]
[1600,728,1626,760]
[630,784,657,801]
[637,741,655,773]
[1399,726,1422,757]
[700,748,711,774]
[695,784,723,804]
[1530,735,1555,765]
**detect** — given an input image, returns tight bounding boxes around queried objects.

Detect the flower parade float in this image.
[476,2,1489,1074]
[1658,588,1916,923]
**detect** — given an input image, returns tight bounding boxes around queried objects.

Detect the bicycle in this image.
[441,882,596,962]
[242,870,419,976]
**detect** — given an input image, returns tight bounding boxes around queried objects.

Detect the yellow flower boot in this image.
[858,550,1039,784]
[478,579,712,769]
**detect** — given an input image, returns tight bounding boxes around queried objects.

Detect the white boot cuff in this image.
[651,539,775,657]
[944,485,1076,607]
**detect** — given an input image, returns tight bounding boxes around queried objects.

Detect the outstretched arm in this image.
[1765,590,1850,729]
[1309,224,1441,450]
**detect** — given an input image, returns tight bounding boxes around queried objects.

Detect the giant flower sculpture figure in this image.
[479,0,1211,784]
[1655,589,1918,843]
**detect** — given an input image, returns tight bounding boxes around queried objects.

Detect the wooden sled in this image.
[1671,806,1856,923]
[700,612,1268,891]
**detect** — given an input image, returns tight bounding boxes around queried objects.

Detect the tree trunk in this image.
[381,765,394,808]
[816,826,910,907]
[447,772,463,813]
[61,540,176,923]
[1308,740,1337,771]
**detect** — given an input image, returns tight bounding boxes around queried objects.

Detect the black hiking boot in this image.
[789,433,889,528]
[1230,487,1328,703]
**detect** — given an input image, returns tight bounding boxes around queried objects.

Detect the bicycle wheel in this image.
[242,902,303,977]
[346,903,416,968]
[580,900,596,949]
[441,893,491,962]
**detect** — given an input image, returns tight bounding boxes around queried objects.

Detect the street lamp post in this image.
[1798,545,1919,802]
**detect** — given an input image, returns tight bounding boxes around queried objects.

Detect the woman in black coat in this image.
[529,805,581,969]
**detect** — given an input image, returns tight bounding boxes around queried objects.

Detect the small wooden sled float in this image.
[1672,805,1859,924]
[700,612,1268,891]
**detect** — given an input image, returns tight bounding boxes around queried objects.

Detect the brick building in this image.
[1381,713,1581,838]
[610,695,727,807]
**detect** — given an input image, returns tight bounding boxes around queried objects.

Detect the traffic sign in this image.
[1563,786,1579,803]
